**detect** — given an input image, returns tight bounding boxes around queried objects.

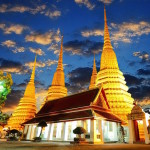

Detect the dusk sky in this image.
[0,0,150,114]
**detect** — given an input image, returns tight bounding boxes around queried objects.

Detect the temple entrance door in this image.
[133,120,140,142]
[137,120,145,142]
[128,105,149,144]
[133,120,144,143]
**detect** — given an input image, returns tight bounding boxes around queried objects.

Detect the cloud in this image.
[25,61,45,69]
[67,67,92,94]
[1,40,16,48]
[133,51,149,63]
[29,47,45,56]
[129,85,150,100]
[81,29,103,37]
[0,4,61,19]
[123,73,150,101]
[1,40,26,54]
[48,43,60,54]
[98,0,114,4]
[0,58,26,73]
[110,21,150,43]
[124,74,143,86]
[45,59,58,66]
[35,88,48,111]
[0,23,29,34]
[2,89,24,115]
[12,47,25,53]
[25,29,61,45]
[45,10,61,19]
[64,40,103,56]
[75,0,95,10]
[137,69,150,76]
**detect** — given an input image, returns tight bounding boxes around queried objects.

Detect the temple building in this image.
[23,86,123,143]
[7,55,37,130]
[95,7,134,122]
[22,7,136,143]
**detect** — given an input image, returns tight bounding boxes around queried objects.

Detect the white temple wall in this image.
[25,119,120,143]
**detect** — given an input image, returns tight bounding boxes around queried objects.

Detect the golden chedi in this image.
[46,36,67,101]
[89,55,97,90]
[7,55,37,130]
[96,7,134,122]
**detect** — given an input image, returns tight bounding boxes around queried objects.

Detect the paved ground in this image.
[0,141,150,150]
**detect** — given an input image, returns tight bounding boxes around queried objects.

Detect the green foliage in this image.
[0,71,13,109]
[0,112,10,124]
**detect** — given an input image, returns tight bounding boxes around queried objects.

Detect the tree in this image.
[0,71,13,109]
[73,127,86,138]
[37,120,47,138]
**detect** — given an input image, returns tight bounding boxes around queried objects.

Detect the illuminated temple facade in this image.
[7,55,37,130]
[22,7,135,143]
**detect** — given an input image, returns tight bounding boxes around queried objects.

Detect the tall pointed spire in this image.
[104,6,112,49]
[30,53,37,81]
[46,36,67,102]
[100,6,119,70]
[7,55,37,130]
[89,55,97,90]
[57,36,63,71]
[96,7,134,122]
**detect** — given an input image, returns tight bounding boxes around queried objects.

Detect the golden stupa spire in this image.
[96,7,134,122]
[30,53,37,81]
[7,54,37,130]
[45,36,67,102]
[100,6,119,70]
[57,36,63,71]
[104,6,112,49]
[89,54,97,89]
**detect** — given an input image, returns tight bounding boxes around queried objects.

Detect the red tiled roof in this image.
[94,110,122,123]
[37,88,99,116]
[23,109,93,124]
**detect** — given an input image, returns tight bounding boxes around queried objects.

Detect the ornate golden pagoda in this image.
[7,55,37,130]
[96,7,134,122]
[89,55,97,90]
[46,36,67,101]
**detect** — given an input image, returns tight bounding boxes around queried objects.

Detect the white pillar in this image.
[99,120,104,143]
[49,123,54,140]
[26,125,32,140]
[62,122,68,141]
[128,120,134,144]
[47,124,51,140]
[90,119,97,143]
[142,118,150,144]
[81,120,86,138]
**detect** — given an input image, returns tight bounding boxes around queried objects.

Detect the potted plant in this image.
[73,127,86,143]
[33,120,47,142]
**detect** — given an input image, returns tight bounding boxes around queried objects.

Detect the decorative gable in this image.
[93,87,110,109]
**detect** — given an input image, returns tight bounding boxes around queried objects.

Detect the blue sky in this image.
[0,0,150,114]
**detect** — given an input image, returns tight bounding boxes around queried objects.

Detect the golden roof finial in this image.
[92,54,97,74]
[57,36,63,71]
[30,53,37,81]
[89,54,97,89]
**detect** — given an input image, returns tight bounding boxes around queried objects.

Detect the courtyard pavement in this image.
[0,141,150,150]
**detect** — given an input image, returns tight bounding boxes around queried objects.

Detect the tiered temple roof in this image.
[24,87,123,125]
